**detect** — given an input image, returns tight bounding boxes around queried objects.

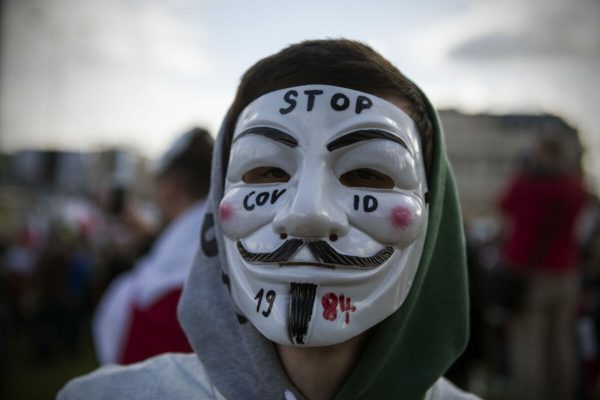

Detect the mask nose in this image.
[273,162,349,240]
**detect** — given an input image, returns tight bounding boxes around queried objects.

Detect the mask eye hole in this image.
[242,167,290,184]
[340,168,394,189]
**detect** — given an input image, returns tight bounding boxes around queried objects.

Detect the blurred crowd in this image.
[448,200,600,397]
[0,178,152,361]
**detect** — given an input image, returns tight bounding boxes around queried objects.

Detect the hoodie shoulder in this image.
[425,378,481,400]
[57,353,223,400]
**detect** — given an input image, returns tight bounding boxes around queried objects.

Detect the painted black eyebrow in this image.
[235,127,298,148]
[326,129,409,152]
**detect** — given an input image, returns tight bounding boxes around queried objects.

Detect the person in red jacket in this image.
[93,127,213,365]
[499,135,588,400]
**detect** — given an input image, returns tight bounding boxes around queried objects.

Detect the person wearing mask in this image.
[61,39,477,399]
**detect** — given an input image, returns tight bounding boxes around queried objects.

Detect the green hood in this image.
[178,87,469,400]
[336,92,469,399]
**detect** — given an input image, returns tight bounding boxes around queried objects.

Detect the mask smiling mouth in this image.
[236,239,394,268]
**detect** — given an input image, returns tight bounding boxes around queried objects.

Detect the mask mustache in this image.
[236,239,394,268]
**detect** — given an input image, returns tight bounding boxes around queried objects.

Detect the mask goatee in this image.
[288,283,318,345]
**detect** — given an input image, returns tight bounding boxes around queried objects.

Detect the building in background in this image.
[440,110,583,221]
[0,148,152,236]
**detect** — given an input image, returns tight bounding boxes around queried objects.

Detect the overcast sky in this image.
[1,0,598,183]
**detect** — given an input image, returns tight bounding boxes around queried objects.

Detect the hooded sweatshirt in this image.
[58,89,476,400]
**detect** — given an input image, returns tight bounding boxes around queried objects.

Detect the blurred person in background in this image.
[498,135,588,400]
[92,127,213,365]
[94,184,152,291]
[577,195,600,398]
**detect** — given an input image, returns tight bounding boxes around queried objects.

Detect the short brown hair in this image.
[227,39,433,176]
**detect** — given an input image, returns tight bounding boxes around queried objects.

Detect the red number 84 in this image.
[321,292,357,324]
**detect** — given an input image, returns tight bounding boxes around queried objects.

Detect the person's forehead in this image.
[233,85,421,153]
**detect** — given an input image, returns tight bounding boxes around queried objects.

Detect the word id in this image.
[353,194,378,212]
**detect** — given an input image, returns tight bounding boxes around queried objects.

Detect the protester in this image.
[92,127,213,365]
[499,136,588,400]
[60,39,477,399]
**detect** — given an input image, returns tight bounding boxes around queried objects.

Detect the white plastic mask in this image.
[220,85,428,346]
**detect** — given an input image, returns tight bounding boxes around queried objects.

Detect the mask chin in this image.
[223,223,427,347]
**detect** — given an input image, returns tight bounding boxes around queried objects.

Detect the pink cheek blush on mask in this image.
[219,202,235,221]
[390,206,414,230]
